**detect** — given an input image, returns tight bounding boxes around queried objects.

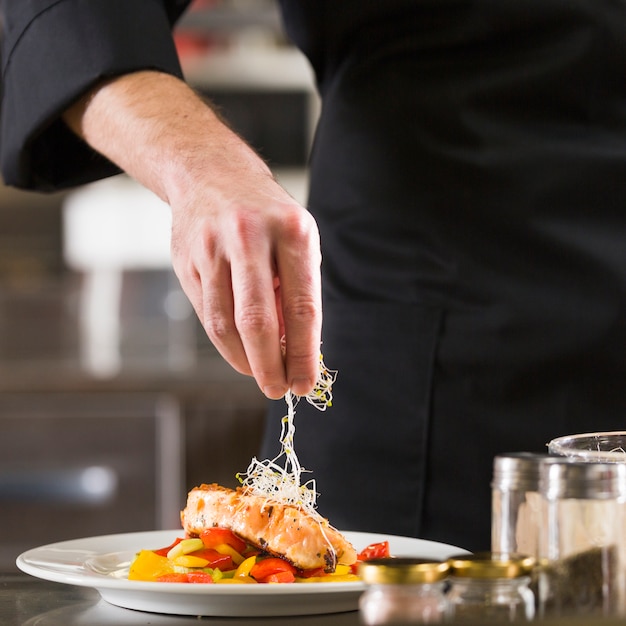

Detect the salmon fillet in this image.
[180,483,357,572]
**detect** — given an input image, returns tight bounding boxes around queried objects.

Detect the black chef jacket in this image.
[2,0,626,551]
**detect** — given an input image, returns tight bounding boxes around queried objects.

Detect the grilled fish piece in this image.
[180,483,357,572]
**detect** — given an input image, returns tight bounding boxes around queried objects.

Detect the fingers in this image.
[173,233,254,379]
[172,197,322,400]
[200,257,253,378]
[228,216,287,398]
[225,206,322,398]
[274,211,322,397]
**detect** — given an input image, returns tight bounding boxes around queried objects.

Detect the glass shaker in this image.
[538,459,626,618]
[358,557,449,624]
[446,553,536,622]
[491,452,564,558]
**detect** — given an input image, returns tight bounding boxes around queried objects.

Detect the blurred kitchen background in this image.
[0,0,318,571]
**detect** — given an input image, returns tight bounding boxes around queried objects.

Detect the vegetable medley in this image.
[128,527,390,584]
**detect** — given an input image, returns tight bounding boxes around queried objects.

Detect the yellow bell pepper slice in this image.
[215,575,257,584]
[128,550,174,582]
[296,573,361,583]
[171,555,210,568]
[295,565,360,583]
[233,555,257,578]
[215,543,245,565]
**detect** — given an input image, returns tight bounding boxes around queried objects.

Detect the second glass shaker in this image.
[446,552,536,623]
[538,459,626,618]
[491,452,561,558]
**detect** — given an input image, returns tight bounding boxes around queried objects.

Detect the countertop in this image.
[1,573,361,626]
[5,573,626,626]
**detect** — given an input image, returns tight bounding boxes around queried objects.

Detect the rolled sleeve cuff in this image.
[1,0,186,190]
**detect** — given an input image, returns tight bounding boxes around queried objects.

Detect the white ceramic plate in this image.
[17,530,466,617]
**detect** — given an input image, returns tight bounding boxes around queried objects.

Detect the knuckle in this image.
[229,212,263,253]
[203,312,235,344]
[281,207,319,242]
[173,257,199,287]
[287,350,317,372]
[236,305,275,338]
[282,294,320,323]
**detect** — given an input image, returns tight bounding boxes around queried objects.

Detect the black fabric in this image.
[267,0,626,550]
[0,0,190,190]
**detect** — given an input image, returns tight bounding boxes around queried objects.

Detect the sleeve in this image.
[0,0,191,191]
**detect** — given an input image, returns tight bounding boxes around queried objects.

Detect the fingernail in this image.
[291,377,313,396]
[263,385,287,400]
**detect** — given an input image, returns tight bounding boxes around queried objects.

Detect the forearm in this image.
[62,70,273,206]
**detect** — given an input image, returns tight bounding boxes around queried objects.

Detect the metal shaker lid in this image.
[492,452,565,491]
[539,459,626,500]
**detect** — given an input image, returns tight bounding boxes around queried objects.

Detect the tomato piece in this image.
[199,528,247,553]
[188,548,234,571]
[264,571,296,584]
[358,541,390,561]
[351,541,391,574]
[186,571,215,584]
[250,557,297,582]
[156,573,190,583]
[152,537,182,557]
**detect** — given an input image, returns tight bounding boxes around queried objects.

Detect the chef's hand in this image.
[63,71,322,399]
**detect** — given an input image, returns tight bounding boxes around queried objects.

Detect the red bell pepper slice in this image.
[250,557,297,583]
[152,537,182,557]
[186,571,215,584]
[188,548,234,571]
[298,566,326,579]
[199,528,247,553]
[264,570,296,583]
[156,573,190,583]
[156,571,215,584]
